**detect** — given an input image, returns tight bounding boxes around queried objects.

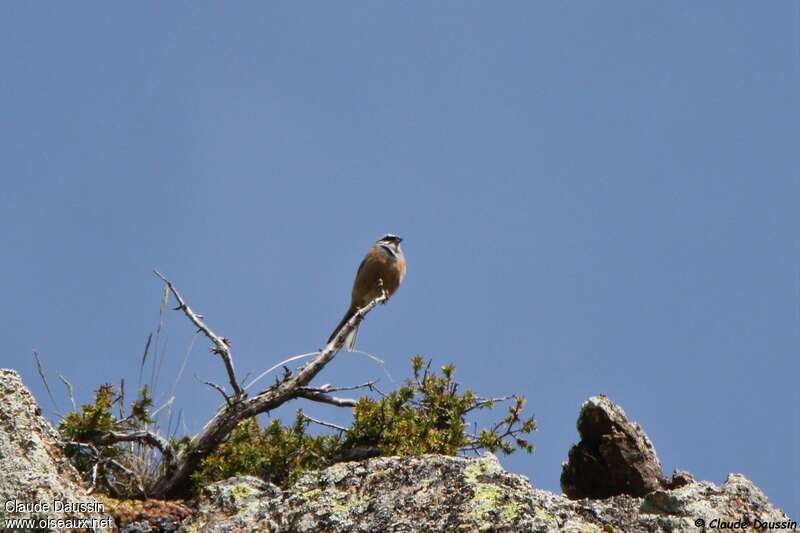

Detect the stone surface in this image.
[1,369,794,532]
[179,453,794,533]
[0,368,114,531]
[561,395,666,499]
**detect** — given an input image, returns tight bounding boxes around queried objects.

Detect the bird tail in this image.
[328,306,359,351]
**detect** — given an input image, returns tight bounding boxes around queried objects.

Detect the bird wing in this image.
[355,256,368,279]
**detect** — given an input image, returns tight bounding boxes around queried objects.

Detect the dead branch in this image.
[296,388,357,407]
[153,270,243,399]
[145,280,388,498]
[312,381,377,393]
[465,395,513,413]
[86,430,178,473]
[58,374,77,412]
[202,379,231,404]
[301,413,348,432]
[32,350,61,417]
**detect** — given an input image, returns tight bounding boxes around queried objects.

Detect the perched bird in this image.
[328,233,407,350]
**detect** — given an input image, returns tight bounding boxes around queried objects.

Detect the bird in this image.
[328,233,407,350]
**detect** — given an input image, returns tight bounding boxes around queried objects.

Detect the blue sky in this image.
[2,2,797,517]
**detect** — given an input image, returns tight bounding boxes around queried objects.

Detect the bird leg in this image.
[377,278,388,304]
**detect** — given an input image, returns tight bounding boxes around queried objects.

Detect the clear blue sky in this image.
[2,2,797,517]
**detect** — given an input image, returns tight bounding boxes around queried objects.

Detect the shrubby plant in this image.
[60,384,158,497]
[189,413,340,489]
[189,356,535,491]
[59,357,534,497]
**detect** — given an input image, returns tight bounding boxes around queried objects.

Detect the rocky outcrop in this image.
[0,368,114,531]
[560,395,668,499]
[181,393,792,532]
[1,370,793,532]
[180,453,793,533]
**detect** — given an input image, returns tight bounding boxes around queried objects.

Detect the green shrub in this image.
[58,357,536,497]
[192,356,535,492]
[59,384,158,497]
[344,355,534,456]
[190,412,341,489]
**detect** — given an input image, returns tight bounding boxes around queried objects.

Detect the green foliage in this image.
[59,357,535,497]
[344,357,471,455]
[191,357,535,492]
[59,384,156,497]
[190,411,341,490]
[60,384,118,441]
[344,356,535,456]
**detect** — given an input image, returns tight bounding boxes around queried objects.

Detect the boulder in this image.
[179,453,793,533]
[0,368,114,531]
[561,395,665,499]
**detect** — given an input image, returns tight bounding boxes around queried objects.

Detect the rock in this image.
[664,470,695,490]
[1,369,793,533]
[179,453,793,533]
[560,395,666,499]
[0,368,115,531]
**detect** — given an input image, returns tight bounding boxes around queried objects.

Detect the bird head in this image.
[378,233,402,244]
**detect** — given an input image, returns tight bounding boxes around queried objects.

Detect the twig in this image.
[88,462,100,494]
[295,388,357,407]
[151,285,389,498]
[465,395,513,413]
[58,375,77,412]
[201,378,231,405]
[88,430,178,473]
[66,441,101,456]
[32,350,60,415]
[301,413,348,433]
[107,459,147,498]
[311,381,378,393]
[153,270,243,399]
[371,385,389,399]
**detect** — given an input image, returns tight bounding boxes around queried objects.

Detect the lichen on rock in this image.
[0,369,793,533]
[178,450,793,532]
[0,368,114,531]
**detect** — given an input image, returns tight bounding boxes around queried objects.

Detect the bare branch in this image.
[150,284,389,498]
[312,381,378,393]
[107,458,147,498]
[58,375,77,412]
[203,380,231,405]
[153,270,243,399]
[371,385,389,399]
[88,462,99,494]
[301,413,348,432]
[66,441,101,457]
[465,395,513,413]
[32,350,61,416]
[295,388,357,407]
[86,430,177,473]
